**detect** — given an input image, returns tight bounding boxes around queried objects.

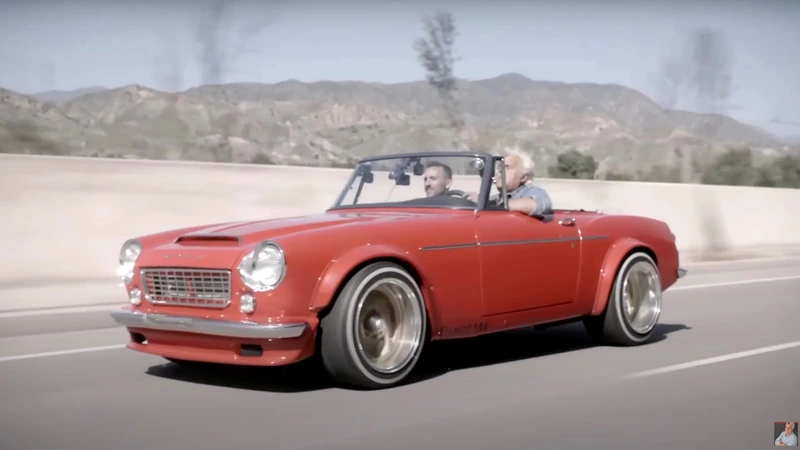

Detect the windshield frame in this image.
[328,151,502,212]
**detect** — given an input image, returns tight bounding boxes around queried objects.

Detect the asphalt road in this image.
[1,257,799,450]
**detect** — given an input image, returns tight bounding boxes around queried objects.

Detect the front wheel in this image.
[584,252,663,346]
[319,262,428,389]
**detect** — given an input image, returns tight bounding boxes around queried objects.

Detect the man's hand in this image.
[508,197,538,215]
[465,192,480,203]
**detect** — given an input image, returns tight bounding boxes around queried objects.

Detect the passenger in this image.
[422,161,453,197]
[467,148,553,217]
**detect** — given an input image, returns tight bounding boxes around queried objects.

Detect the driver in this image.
[466,149,552,217]
[423,161,453,197]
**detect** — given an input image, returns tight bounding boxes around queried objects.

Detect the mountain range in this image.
[1,73,794,178]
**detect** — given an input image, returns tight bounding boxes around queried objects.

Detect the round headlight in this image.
[117,240,142,285]
[238,242,286,292]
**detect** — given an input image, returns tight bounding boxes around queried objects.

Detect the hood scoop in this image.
[174,234,242,246]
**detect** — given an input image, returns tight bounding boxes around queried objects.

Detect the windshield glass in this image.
[332,154,495,210]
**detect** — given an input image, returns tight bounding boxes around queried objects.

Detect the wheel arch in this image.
[309,246,438,338]
[590,238,659,316]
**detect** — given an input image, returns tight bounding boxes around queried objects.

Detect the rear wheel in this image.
[584,252,663,346]
[319,262,427,389]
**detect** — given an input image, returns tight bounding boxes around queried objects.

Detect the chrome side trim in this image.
[419,235,608,251]
[110,310,307,339]
[677,267,688,278]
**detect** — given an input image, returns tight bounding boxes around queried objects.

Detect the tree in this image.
[757,154,800,188]
[413,11,465,148]
[548,150,598,180]
[638,164,682,183]
[700,147,756,186]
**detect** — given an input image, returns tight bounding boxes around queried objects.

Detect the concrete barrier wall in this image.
[2,154,798,287]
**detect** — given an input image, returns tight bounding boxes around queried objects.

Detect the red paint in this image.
[117,206,681,366]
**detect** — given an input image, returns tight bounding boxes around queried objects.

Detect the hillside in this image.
[31,86,108,105]
[0,73,788,176]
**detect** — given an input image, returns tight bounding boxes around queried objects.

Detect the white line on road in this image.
[682,255,800,267]
[0,344,126,363]
[669,275,800,291]
[625,341,800,379]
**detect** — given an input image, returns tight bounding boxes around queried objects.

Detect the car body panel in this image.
[472,210,583,315]
[122,321,318,366]
[111,152,684,367]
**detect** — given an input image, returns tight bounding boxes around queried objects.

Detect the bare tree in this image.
[413,11,466,148]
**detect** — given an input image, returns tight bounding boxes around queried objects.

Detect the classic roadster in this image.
[111,151,686,389]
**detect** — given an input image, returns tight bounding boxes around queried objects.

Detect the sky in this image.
[0,0,798,137]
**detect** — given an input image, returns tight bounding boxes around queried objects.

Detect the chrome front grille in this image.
[141,268,231,308]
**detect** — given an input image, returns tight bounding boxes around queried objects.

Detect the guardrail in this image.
[1,153,798,287]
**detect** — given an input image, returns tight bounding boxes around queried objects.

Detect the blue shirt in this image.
[491,182,553,217]
[776,431,798,446]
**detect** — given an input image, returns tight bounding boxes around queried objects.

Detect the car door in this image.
[474,210,581,316]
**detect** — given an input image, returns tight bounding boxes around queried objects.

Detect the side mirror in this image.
[470,158,485,171]
[470,157,486,177]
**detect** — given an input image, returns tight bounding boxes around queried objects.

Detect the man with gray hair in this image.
[776,422,797,446]
[467,147,552,217]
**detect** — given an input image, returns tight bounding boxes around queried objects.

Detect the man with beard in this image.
[422,161,453,197]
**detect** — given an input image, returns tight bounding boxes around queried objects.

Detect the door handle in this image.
[559,217,576,226]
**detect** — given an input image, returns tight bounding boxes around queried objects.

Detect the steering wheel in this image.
[446,189,468,198]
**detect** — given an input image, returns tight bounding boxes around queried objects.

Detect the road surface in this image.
[1,257,799,450]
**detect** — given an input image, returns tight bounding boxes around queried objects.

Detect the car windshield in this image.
[331,154,496,210]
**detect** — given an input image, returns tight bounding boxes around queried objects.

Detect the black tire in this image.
[319,262,428,389]
[583,252,663,346]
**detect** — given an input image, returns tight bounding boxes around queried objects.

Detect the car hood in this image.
[136,209,457,272]
[172,212,406,246]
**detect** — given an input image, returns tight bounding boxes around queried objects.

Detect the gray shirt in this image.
[490,182,553,217]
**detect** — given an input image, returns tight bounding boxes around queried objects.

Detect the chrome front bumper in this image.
[111,310,307,339]
[678,267,688,278]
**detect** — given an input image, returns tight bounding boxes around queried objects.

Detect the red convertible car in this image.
[111,151,686,389]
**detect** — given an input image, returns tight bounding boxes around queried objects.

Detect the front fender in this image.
[590,237,651,315]
[307,245,440,331]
